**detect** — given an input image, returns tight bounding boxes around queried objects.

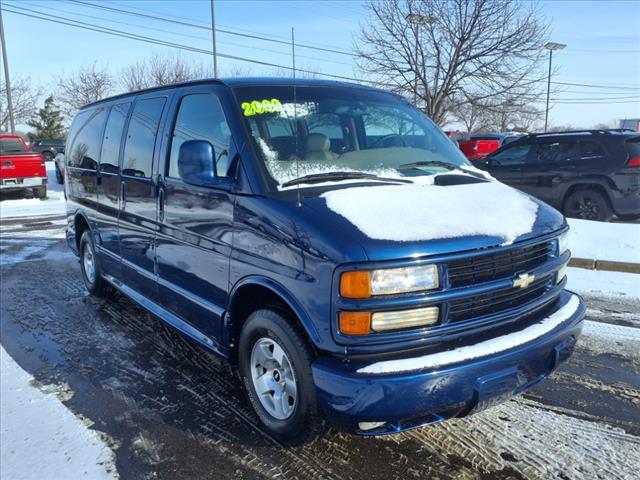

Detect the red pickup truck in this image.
[458,135,503,160]
[0,135,47,199]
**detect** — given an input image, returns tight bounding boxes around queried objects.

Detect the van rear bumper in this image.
[311,290,585,435]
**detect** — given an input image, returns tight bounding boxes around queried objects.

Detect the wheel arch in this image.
[562,180,614,213]
[225,276,322,363]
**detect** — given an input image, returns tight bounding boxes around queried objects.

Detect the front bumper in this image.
[0,177,47,190]
[312,290,585,435]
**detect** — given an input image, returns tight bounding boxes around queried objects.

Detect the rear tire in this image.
[564,189,612,222]
[33,185,47,199]
[79,230,113,297]
[55,165,64,184]
[42,151,54,162]
[238,309,326,445]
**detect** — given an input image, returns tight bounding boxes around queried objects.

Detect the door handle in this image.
[121,181,126,209]
[158,188,165,222]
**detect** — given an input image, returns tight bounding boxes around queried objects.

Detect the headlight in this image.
[558,232,569,255]
[340,264,439,298]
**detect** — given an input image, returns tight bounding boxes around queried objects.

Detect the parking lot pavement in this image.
[1,216,639,480]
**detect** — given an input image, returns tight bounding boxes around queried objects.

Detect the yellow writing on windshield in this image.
[241,98,283,117]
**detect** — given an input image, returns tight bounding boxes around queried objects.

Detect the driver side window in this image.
[490,144,532,166]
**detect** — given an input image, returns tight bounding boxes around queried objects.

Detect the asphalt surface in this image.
[1,214,639,480]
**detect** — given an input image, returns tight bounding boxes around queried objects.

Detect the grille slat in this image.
[445,240,554,323]
[447,242,552,288]
[448,277,551,323]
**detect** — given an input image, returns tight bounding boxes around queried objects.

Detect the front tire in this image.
[79,230,113,297]
[564,189,612,222]
[239,309,325,444]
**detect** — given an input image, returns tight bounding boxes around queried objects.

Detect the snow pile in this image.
[567,218,640,264]
[323,180,538,243]
[0,346,118,480]
[358,294,580,374]
[0,162,65,219]
[567,267,640,299]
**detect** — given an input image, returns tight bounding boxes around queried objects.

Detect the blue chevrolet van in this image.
[65,78,585,443]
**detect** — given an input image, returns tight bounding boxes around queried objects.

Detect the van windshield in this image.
[234,85,470,189]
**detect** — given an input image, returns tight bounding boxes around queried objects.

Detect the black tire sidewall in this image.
[565,189,612,221]
[238,309,321,441]
[79,231,97,292]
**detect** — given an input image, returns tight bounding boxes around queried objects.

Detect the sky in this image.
[2,0,639,130]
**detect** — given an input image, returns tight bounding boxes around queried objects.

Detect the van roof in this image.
[81,77,380,110]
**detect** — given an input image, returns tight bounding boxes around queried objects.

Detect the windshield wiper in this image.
[398,161,458,170]
[281,171,411,188]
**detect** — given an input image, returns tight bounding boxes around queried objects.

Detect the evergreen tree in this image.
[27,96,66,139]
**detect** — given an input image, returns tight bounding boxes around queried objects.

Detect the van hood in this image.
[302,177,565,262]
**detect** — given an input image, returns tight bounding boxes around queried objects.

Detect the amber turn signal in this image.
[340,271,371,298]
[339,311,372,335]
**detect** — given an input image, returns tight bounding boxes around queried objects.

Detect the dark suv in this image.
[473,130,640,221]
[30,138,66,160]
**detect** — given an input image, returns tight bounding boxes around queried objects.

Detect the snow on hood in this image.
[321,179,539,244]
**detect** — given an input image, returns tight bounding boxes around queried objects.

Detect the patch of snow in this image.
[0,346,118,480]
[567,218,640,264]
[566,267,640,299]
[0,162,66,219]
[582,320,640,343]
[358,294,580,374]
[323,180,538,243]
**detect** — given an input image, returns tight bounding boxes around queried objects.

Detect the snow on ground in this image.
[0,162,65,219]
[567,218,640,264]
[0,346,118,480]
[567,267,640,299]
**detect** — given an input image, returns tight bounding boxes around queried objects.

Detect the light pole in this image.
[210,0,218,78]
[543,41,566,132]
[0,7,15,133]
[405,13,434,107]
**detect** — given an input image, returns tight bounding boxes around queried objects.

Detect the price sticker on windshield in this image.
[241,98,283,117]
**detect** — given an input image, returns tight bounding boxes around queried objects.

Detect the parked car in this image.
[0,134,47,199]
[444,130,470,145]
[473,130,640,222]
[30,138,65,161]
[31,138,66,183]
[65,78,585,443]
[458,134,503,160]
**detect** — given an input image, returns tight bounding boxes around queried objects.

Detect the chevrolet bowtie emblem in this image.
[513,273,535,289]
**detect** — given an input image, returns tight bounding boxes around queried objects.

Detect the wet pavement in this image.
[1,215,639,480]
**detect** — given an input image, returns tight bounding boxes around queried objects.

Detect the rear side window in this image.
[67,108,108,169]
[168,93,232,178]
[122,97,166,178]
[0,138,26,154]
[579,140,606,160]
[536,140,577,163]
[100,102,131,174]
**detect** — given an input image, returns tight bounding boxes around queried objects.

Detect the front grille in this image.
[448,276,551,323]
[447,242,552,288]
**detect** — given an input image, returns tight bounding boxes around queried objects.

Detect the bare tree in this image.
[1,76,41,132]
[57,62,114,119]
[475,96,543,132]
[355,0,550,125]
[120,53,206,92]
[450,95,487,133]
[223,64,255,78]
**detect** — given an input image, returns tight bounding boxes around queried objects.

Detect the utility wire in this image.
[9,1,640,96]
[7,1,354,67]
[66,0,355,56]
